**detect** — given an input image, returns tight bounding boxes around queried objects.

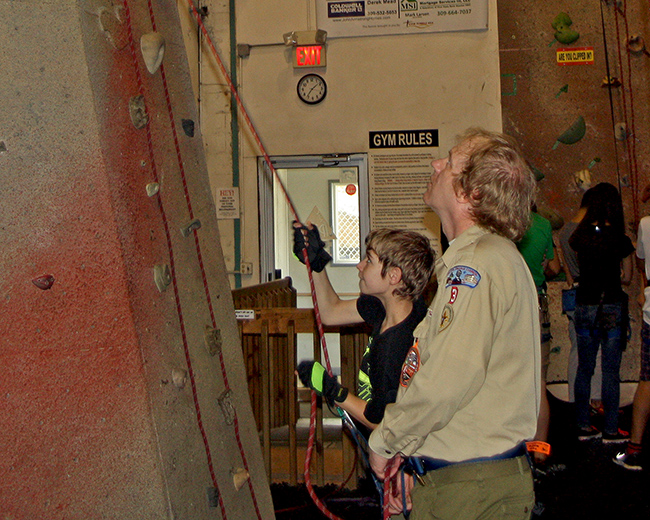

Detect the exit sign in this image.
[294,45,326,68]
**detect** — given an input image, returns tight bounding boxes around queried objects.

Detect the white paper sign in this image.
[369,149,441,255]
[217,187,240,219]
[317,0,488,38]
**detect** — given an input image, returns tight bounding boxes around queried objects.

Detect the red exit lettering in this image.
[296,46,322,67]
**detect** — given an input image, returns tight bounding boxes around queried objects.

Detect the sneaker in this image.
[613,450,643,470]
[602,429,630,444]
[578,425,602,441]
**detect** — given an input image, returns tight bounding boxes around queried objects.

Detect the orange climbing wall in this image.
[0,1,273,518]
[498,1,650,231]
[497,1,650,380]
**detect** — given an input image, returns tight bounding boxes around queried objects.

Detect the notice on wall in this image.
[316,0,488,39]
[217,187,240,219]
[369,148,441,255]
[556,47,595,66]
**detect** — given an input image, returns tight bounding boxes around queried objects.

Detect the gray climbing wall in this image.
[0,1,273,518]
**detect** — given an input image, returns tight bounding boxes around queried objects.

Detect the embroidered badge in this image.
[449,286,458,304]
[445,265,481,288]
[439,304,454,331]
[400,340,420,387]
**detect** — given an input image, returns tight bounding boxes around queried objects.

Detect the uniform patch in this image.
[449,286,458,304]
[400,340,420,387]
[445,265,481,288]
[439,304,454,331]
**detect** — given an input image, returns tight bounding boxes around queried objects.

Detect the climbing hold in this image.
[627,35,650,56]
[98,6,129,50]
[552,13,579,45]
[181,119,195,137]
[129,95,149,130]
[181,218,202,237]
[206,487,220,508]
[0,141,6,153]
[232,468,250,491]
[218,389,235,425]
[32,274,55,290]
[587,158,601,170]
[553,116,586,149]
[204,326,222,357]
[153,264,172,292]
[140,32,165,74]
[555,84,569,98]
[615,122,628,141]
[530,164,545,182]
[602,76,622,88]
[573,169,592,191]
[145,183,160,197]
[171,368,187,389]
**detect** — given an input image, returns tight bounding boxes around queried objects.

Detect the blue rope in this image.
[335,408,385,505]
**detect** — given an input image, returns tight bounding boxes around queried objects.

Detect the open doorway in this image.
[258,153,369,372]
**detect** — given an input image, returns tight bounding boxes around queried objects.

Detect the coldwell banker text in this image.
[369,129,439,149]
[328,2,365,17]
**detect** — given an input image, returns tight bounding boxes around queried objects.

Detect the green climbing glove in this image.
[293,223,332,273]
[297,360,348,404]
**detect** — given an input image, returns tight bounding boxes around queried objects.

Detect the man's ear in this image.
[388,266,403,286]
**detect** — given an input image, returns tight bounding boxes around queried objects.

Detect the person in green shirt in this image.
[518,208,561,464]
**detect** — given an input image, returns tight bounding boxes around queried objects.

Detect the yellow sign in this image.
[557,47,594,65]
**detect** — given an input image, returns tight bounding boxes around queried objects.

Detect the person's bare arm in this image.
[293,222,362,325]
[621,254,633,286]
[544,248,562,279]
[310,269,362,325]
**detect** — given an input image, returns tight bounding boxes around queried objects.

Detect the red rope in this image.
[381,458,397,520]
[121,1,231,516]
[611,2,640,223]
[184,2,342,518]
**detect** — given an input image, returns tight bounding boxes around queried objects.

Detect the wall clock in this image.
[297,73,327,105]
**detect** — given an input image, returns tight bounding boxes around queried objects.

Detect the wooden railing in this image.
[232,279,371,486]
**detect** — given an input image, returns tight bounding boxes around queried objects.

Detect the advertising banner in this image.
[317,0,488,38]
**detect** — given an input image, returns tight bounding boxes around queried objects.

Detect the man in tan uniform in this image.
[369,128,541,519]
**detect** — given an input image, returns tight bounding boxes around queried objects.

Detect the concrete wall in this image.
[0,1,273,517]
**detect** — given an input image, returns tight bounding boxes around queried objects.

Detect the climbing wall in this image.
[0,1,273,518]
[498,0,650,381]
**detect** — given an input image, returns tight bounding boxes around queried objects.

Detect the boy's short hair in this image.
[365,229,436,300]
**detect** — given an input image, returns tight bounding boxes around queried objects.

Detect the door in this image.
[259,153,369,371]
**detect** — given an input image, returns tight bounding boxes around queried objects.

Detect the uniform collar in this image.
[439,225,489,269]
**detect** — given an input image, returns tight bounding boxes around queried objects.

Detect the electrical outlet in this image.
[240,262,253,275]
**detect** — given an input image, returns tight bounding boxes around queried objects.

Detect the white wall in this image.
[178,0,503,288]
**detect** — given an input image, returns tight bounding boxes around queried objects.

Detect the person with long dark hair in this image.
[569,182,633,442]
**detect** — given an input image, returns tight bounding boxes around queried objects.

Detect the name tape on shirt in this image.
[445,265,481,288]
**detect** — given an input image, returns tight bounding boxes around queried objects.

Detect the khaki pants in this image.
[409,455,534,520]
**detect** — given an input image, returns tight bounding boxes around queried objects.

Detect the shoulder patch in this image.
[445,265,481,288]
[400,340,420,387]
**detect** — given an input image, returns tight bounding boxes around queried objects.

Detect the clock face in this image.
[297,74,327,105]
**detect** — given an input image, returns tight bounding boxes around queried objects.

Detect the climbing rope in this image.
[184,2,348,518]
[611,0,641,223]
[600,0,642,224]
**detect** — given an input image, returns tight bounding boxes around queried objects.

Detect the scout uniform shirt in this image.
[369,225,541,462]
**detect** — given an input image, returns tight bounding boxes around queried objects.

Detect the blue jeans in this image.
[574,303,624,434]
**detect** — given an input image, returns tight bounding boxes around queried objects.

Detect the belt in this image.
[408,442,527,476]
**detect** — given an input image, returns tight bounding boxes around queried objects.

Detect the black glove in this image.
[293,223,332,273]
[297,360,348,404]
